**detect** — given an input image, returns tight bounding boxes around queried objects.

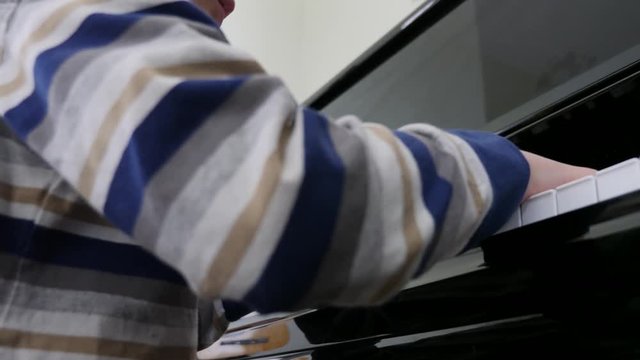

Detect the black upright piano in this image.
[199,1,640,358]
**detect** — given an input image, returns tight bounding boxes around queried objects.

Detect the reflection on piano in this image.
[199,0,640,358]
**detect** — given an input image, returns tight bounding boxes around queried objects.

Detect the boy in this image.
[0,0,593,358]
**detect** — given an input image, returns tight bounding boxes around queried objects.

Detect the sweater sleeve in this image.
[0,0,529,312]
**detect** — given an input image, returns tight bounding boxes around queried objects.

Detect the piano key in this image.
[596,158,640,201]
[491,158,640,236]
[556,175,598,214]
[521,189,557,225]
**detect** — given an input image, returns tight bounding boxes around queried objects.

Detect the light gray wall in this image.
[222,0,426,101]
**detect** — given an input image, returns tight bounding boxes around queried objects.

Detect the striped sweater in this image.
[0,0,529,359]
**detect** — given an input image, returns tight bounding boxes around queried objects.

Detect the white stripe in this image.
[0,197,41,221]
[0,162,57,189]
[148,84,291,278]
[329,117,384,304]
[0,194,130,245]
[432,130,492,260]
[225,106,304,297]
[0,163,96,204]
[402,124,494,262]
[48,29,189,180]
[87,77,180,208]
[408,145,437,261]
[0,0,67,83]
[3,306,195,347]
[367,132,435,299]
[61,38,254,206]
[0,136,47,166]
[399,131,436,256]
[0,279,193,325]
[40,16,254,169]
[177,91,295,293]
[357,126,409,303]
[0,347,128,360]
[443,132,493,254]
[334,125,403,303]
[0,0,168,109]
[0,54,19,84]
[39,18,244,167]
[36,21,179,163]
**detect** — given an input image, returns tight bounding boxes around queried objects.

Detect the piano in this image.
[198,0,640,358]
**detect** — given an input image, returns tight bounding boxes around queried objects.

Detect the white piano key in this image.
[521,189,557,225]
[556,175,598,214]
[495,208,521,234]
[596,158,640,201]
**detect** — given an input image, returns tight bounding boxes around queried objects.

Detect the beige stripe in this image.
[0,0,106,96]
[0,329,194,360]
[0,181,109,225]
[200,120,294,296]
[367,125,423,302]
[76,60,264,197]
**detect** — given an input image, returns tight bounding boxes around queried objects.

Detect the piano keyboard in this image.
[497,157,640,233]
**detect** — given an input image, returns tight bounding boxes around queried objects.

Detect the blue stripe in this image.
[0,214,186,284]
[104,78,244,234]
[4,13,140,137]
[395,131,452,276]
[138,1,219,27]
[449,130,529,250]
[244,109,345,312]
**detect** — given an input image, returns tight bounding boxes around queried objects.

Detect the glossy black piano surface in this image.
[199,1,640,358]
[202,189,640,359]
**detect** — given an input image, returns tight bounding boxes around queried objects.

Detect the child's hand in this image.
[521,151,596,201]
